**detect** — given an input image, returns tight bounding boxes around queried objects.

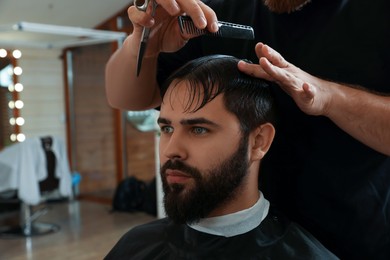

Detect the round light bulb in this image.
[16,117,25,126]
[14,66,23,76]
[10,134,17,142]
[8,101,15,109]
[14,83,24,92]
[17,133,26,142]
[8,84,15,92]
[0,49,7,58]
[12,50,22,59]
[15,100,24,109]
[9,117,16,125]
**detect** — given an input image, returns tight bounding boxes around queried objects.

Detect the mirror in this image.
[0,48,23,150]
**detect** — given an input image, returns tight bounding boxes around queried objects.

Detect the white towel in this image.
[0,136,72,205]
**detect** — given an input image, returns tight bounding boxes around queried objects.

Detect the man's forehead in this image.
[162,80,223,109]
[162,81,208,111]
[160,87,240,130]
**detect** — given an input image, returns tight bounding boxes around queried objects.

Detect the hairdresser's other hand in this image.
[238,42,332,116]
[127,0,218,58]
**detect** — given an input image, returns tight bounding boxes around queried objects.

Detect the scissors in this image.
[134,0,158,76]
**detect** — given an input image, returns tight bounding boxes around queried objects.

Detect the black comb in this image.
[178,16,254,40]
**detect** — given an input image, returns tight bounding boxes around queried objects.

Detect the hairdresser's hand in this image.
[127,0,218,59]
[238,42,332,116]
[239,42,390,155]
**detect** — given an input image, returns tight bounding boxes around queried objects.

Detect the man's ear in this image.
[249,123,275,161]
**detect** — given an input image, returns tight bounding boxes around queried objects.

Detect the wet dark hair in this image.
[161,55,277,135]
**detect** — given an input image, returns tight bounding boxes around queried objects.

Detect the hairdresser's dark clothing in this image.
[156,0,390,259]
[105,206,338,259]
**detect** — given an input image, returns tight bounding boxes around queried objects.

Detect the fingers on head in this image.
[263,45,288,68]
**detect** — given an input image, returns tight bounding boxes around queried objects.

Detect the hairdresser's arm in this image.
[239,43,390,156]
[105,0,218,111]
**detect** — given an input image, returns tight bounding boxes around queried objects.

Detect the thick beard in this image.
[160,136,249,224]
[263,0,311,13]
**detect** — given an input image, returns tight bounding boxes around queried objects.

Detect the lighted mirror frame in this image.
[0,48,25,148]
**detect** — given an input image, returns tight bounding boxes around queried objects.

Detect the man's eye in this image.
[192,127,208,135]
[160,126,173,134]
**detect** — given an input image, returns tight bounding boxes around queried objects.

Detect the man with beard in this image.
[105,55,338,259]
[105,0,390,259]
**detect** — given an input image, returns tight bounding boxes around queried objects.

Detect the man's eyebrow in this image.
[157,117,170,124]
[180,118,220,127]
[157,117,220,127]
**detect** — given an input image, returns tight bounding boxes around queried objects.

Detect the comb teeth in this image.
[178,16,254,40]
[179,16,222,37]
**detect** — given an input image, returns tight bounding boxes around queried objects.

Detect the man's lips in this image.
[165,169,192,184]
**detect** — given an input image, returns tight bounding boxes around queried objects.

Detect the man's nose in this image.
[161,132,188,160]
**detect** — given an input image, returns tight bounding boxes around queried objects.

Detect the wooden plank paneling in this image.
[126,123,156,182]
[70,43,117,199]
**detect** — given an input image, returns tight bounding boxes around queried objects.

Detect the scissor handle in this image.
[134,0,150,12]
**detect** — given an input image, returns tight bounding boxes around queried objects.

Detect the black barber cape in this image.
[105,207,338,259]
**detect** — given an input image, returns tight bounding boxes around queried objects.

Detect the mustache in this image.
[161,160,201,179]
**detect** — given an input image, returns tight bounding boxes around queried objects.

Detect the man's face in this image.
[158,82,250,224]
[263,0,311,13]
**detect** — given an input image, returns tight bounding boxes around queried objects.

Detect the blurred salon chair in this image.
[0,136,72,237]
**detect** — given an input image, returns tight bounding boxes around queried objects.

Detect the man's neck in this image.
[188,191,269,237]
[208,187,261,217]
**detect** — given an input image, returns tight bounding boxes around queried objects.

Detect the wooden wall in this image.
[64,5,157,201]
[67,42,157,202]
[68,44,117,199]
[126,123,156,183]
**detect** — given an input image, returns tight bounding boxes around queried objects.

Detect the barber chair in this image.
[0,136,60,237]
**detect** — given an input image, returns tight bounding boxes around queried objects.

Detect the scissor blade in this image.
[136,41,147,77]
